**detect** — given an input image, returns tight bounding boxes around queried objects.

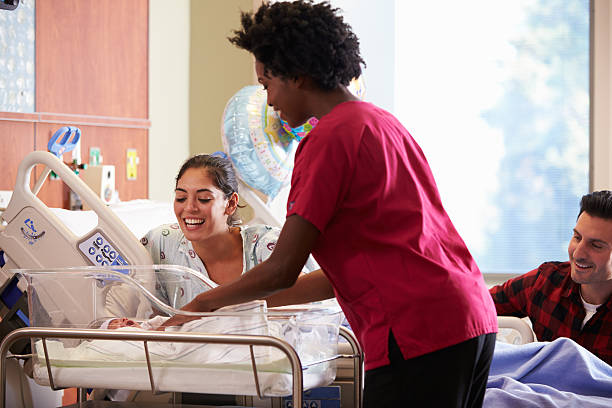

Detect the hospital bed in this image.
[0,151,156,355]
[0,151,363,407]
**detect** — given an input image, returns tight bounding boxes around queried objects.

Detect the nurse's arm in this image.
[265,269,335,307]
[160,214,321,327]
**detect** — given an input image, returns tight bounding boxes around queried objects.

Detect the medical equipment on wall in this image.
[80,164,116,209]
[0,151,153,354]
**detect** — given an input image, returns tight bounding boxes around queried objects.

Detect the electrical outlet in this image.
[0,190,12,209]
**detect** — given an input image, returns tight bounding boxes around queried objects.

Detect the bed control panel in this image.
[78,231,128,269]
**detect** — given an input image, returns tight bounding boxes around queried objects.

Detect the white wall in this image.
[148,0,191,201]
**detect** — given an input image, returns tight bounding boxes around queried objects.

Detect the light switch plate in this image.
[126,149,138,180]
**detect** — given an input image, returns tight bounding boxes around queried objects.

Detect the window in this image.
[395,1,589,273]
[335,0,590,274]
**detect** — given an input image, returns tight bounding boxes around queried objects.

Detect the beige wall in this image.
[149,0,191,201]
[592,0,612,191]
[189,0,258,156]
[149,0,260,202]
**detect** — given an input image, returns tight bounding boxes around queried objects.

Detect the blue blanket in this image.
[485,338,612,407]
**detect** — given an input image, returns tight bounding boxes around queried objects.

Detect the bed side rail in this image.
[339,326,363,408]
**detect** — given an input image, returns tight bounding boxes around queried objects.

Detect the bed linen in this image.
[50,199,176,239]
[484,338,612,407]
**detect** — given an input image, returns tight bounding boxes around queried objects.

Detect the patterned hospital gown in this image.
[140,224,316,308]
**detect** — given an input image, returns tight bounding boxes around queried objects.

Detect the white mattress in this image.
[33,358,334,396]
[50,199,176,239]
[32,327,337,397]
[31,302,340,397]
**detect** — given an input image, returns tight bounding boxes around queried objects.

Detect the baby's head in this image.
[104,317,141,330]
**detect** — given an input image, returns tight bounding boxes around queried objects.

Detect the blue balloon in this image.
[221,85,299,198]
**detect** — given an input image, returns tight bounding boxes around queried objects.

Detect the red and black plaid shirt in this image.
[489,261,612,365]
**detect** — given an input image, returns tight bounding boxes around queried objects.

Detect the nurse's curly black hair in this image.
[228,0,364,90]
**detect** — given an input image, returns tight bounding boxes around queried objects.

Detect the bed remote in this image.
[78,231,128,268]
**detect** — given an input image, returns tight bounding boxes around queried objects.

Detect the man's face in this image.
[568,211,612,286]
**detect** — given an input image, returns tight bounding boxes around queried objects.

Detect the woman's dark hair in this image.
[176,154,241,225]
[228,0,364,90]
[579,190,612,220]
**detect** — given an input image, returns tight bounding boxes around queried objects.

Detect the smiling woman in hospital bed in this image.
[139,153,329,309]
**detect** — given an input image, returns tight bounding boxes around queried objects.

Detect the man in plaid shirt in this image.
[490,190,612,365]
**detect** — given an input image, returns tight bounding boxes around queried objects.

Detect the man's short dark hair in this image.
[579,190,612,220]
[228,0,364,90]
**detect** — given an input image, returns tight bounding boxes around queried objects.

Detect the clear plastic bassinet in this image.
[18,265,343,397]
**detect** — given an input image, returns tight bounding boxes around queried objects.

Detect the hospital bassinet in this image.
[6,265,355,405]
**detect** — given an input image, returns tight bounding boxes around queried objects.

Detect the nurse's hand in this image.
[156,313,200,330]
[156,294,214,330]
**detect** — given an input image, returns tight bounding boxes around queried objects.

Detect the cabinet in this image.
[0,0,149,207]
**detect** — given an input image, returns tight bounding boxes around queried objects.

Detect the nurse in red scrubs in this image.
[163,2,498,407]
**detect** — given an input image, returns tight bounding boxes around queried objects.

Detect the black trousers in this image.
[363,331,496,408]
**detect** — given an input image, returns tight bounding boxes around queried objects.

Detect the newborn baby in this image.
[102,315,192,331]
[99,300,268,332]
[106,317,142,329]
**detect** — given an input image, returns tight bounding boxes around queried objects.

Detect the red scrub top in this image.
[287,101,498,370]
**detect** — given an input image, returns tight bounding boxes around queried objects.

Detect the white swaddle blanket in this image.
[37,301,271,365]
